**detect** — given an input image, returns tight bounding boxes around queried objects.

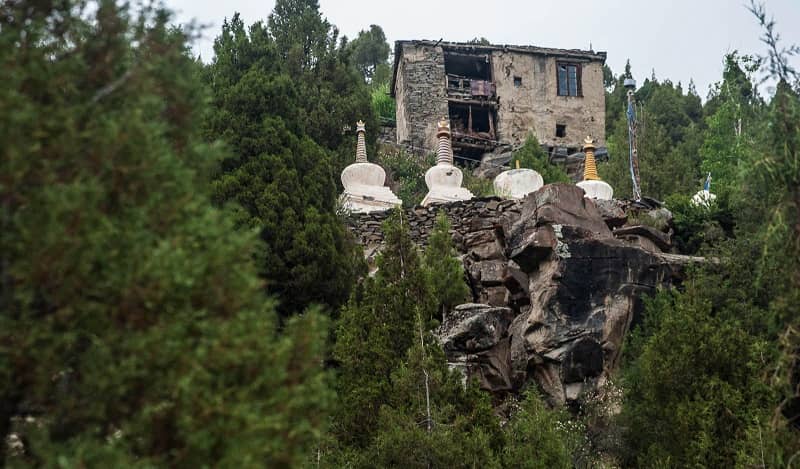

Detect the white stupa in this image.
[493,160,544,199]
[576,136,614,200]
[340,121,402,213]
[421,119,474,206]
[691,173,717,207]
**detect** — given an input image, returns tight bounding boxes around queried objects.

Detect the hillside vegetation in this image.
[1,0,798,466]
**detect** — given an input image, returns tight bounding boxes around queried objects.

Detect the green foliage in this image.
[467,37,491,45]
[203,5,371,314]
[330,210,505,465]
[332,209,434,446]
[699,54,763,198]
[601,69,704,200]
[620,288,773,468]
[462,164,496,197]
[511,136,571,184]
[371,82,396,124]
[352,338,502,468]
[377,150,435,207]
[6,0,800,465]
[424,213,470,316]
[607,16,800,462]
[502,392,582,469]
[665,192,734,255]
[0,2,331,465]
[347,24,392,84]
[377,151,494,206]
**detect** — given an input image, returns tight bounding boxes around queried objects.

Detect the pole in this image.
[626,89,642,201]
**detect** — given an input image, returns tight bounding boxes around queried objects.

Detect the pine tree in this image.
[0,2,331,465]
[620,288,772,467]
[331,209,433,447]
[601,68,704,200]
[330,211,501,466]
[501,392,580,469]
[423,213,470,318]
[354,330,502,468]
[203,7,371,315]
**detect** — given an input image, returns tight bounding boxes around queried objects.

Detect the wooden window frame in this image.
[557,62,583,97]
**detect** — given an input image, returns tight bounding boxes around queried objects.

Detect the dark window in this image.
[513,76,522,87]
[557,62,582,97]
[555,124,566,138]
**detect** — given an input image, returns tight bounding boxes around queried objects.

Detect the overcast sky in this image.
[169,0,799,99]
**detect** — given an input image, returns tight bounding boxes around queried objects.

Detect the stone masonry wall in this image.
[491,52,606,149]
[345,196,520,252]
[394,42,606,152]
[394,43,449,151]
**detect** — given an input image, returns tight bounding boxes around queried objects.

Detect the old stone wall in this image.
[377,124,396,145]
[393,41,606,153]
[491,52,606,149]
[345,196,521,252]
[394,43,449,151]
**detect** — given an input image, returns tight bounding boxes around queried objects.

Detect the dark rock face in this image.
[438,304,516,392]
[346,184,699,404]
[436,184,695,404]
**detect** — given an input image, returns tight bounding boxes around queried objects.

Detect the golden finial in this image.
[583,136,596,151]
[583,136,600,181]
[436,118,451,138]
[356,120,366,134]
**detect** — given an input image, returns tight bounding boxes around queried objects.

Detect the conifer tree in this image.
[502,392,580,469]
[330,210,502,466]
[620,289,772,467]
[203,5,372,314]
[423,213,470,318]
[332,209,432,447]
[600,63,709,200]
[699,53,763,198]
[0,2,330,465]
[354,326,502,468]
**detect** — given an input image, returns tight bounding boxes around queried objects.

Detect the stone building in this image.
[391,40,607,161]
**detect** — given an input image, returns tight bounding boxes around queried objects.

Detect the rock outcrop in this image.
[347,184,702,404]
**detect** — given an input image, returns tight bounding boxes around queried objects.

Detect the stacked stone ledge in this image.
[344,196,520,251]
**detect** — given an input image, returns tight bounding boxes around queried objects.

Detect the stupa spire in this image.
[339,120,401,213]
[355,120,368,163]
[420,118,474,206]
[576,136,614,200]
[582,136,600,181]
[436,119,454,165]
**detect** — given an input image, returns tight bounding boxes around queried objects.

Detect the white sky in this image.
[169,0,800,98]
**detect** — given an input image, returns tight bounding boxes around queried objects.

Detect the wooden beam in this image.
[452,140,497,151]
[447,97,499,108]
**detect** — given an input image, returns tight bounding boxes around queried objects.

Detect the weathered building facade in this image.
[391,40,607,160]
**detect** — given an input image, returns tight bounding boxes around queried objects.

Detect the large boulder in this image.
[437,304,516,393]
[444,184,698,404]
